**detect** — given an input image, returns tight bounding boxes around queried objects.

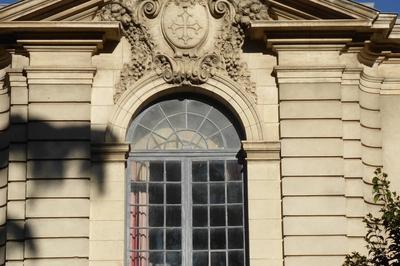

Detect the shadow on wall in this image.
[1,113,119,258]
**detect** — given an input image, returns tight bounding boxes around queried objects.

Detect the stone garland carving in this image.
[95,0,270,102]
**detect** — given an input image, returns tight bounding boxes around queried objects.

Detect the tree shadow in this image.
[1,113,122,260]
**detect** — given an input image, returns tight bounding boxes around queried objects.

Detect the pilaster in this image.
[273,43,348,266]
[90,143,129,265]
[21,41,97,264]
[5,69,27,265]
[0,50,10,266]
[242,141,283,266]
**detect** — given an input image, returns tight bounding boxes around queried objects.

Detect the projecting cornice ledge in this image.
[0,21,122,52]
[91,143,130,162]
[242,141,281,161]
[248,14,400,51]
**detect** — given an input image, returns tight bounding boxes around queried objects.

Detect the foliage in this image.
[343,169,400,266]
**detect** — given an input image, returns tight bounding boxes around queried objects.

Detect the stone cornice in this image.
[91,143,130,162]
[242,141,281,161]
[0,21,121,51]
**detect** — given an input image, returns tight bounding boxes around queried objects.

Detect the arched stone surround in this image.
[107,74,264,143]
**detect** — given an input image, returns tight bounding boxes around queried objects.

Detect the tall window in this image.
[126,97,246,266]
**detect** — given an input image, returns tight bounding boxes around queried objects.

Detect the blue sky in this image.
[0,0,399,13]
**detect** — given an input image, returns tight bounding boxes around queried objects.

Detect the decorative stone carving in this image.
[95,0,271,102]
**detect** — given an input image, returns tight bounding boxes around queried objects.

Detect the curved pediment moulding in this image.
[106,72,263,143]
[95,0,271,103]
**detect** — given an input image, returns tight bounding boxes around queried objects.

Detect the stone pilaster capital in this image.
[242,141,281,161]
[91,143,130,162]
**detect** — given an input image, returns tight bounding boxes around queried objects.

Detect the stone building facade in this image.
[0,0,399,265]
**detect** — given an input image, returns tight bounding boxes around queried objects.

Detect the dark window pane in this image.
[228,251,244,266]
[149,252,164,264]
[193,229,208,250]
[227,161,242,181]
[149,229,164,250]
[210,184,225,204]
[193,206,208,227]
[166,206,181,227]
[193,252,209,266]
[228,228,244,249]
[149,206,164,227]
[228,206,243,226]
[166,252,182,266]
[149,162,163,181]
[166,184,181,204]
[131,182,146,194]
[166,229,181,250]
[166,161,181,181]
[210,206,226,226]
[192,161,207,182]
[210,161,225,181]
[149,184,164,204]
[227,183,242,203]
[211,229,226,249]
[193,184,208,204]
[211,252,226,266]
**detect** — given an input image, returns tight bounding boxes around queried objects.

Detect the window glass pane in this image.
[193,161,207,182]
[149,206,164,227]
[149,229,164,250]
[160,99,185,116]
[222,125,241,150]
[139,105,164,129]
[188,114,204,130]
[208,134,224,149]
[166,206,181,227]
[166,161,181,181]
[227,206,243,226]
[149,162,164,181]
[132,125,151,149]
[210,161,225,181]
[228,251,244,266]
[193,229,208,250]
[208,108,231,129]
[228,228,244,249]
[166,229,181,250]
[193,206,208,227]
[169,114,186,130]
[193,252,209,266]
[210,229,226,249]
[187,100,210,116]
[166,184,181,204]
[210,184,225,204]
[166,252,182,266]
[193,184,208,204]
[211,252,226,266]
[149,184,164,204]
[149,251,164,264]
[227,161,242,181]
[210,206,226,226]
[227,183,243,204]
[199,120,219,137]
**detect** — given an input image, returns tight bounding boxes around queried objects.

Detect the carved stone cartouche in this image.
[95,0,270,102]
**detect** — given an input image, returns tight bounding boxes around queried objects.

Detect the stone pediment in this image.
[0,0,378,21]
[0,0,379,22]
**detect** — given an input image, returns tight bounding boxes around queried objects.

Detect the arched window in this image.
[126,96,247,266]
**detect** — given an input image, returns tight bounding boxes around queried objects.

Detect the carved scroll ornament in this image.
[95,0,271,102]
